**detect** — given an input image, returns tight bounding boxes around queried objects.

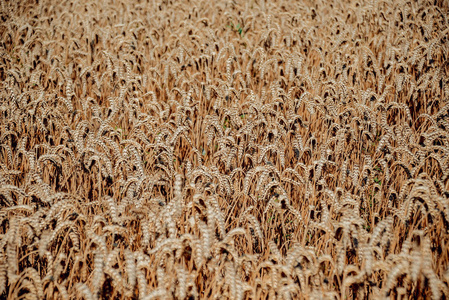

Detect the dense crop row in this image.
[1,0,449,298]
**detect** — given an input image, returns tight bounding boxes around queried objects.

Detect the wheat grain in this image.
[1,0,448,298]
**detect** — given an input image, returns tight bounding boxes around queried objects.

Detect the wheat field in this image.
[0,0,449,299]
